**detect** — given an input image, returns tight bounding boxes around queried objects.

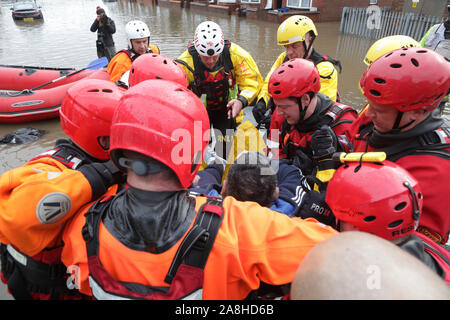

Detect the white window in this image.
[287,0,311,9]
[369,0,378,4]
[240,0,261,3]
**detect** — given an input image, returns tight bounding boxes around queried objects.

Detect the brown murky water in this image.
[0,0,447,173]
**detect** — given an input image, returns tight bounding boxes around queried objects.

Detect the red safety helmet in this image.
[268,58,321,99]
[326,161,423,241]
[109,79,210,188]
[360,47,450,112]
[60,79,125,160]
[128,54,188,87]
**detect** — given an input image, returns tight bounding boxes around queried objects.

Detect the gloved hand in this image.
[79,160,125,200]
[311,125,338,161]
[291,149,314,176]
[296,189,337,229]
[252,99,267,125]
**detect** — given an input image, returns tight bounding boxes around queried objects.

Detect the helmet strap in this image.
[302,33,316,59]
[390,111,414,133]
[403,181,420,222]
[296,97,309,122]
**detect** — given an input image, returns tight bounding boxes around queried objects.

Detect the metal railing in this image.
[339,6,445,40]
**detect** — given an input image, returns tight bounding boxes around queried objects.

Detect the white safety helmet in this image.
[193,21,224,56]
[125,20,151,49]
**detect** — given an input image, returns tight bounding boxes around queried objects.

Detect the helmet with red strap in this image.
[268,58,321,99]
[360,47,450,112]
[60,79,124,160]
[128,54,188,87]
[326,161,423,241]
[109,79,210,188]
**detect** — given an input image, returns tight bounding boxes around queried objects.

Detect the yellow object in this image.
[334,152,387,163]
[277,15,318,45]
[412,0,419,8]
[313,152,387,191]
[222,120,267,183]
[258,51,339,104]
[364,35,420,65]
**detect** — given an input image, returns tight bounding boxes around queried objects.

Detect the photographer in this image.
[90,7,116,62]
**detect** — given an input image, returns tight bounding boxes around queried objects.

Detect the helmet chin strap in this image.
[302,33,316,59]
[296,97,310,123]
[389,111,415,133]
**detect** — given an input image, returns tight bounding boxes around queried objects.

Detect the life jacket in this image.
[355,124,450,162]
[0,243,84,300]
[29,139,95,170]
[117,45,160,62]
[281,102,355,158]
[81,194,224,300]
[177,40,234,112]
[413,232,450,285]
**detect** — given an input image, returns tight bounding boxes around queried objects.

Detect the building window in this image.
[241,0,261,4]
[286,0,311,9]
[369,0,377,4]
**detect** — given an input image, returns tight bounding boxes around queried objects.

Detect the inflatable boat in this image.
[0,58,110,123]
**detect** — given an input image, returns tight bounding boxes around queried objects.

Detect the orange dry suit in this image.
[61,188,337,300]
[107,45,160,82]
[0,139,119,299]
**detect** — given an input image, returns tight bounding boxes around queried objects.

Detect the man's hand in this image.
[296,188,337,229]
[227,99,243,119]
[311,125,338,161]
[252,99,267,124]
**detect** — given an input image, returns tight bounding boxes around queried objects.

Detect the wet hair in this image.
[224,152,277,207]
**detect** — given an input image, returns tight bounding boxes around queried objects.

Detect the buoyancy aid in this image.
[176,40,234,111]
[117,45,160,62]
[81,193,224,300]
[280,95,356,159]
[354,119,450,162]
[29,138,97,169]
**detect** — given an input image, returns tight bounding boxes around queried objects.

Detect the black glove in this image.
[291,149,314,176]
[252,99,267,125]
[311,125,338,161]
[296,188,337,229]
[79,160,125,200]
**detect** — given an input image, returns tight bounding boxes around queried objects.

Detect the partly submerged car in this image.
[10,1,43,21]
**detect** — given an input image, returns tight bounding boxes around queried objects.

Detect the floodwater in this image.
[0,0,447,173]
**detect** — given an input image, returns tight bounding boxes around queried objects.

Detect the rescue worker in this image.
[107,20,160,82]
[267,58,357,175]
[344,47,450,245]
[253,15,342,125]
[176,21,263,159]
[326,161,449,284]
[357,35,421,122]
[0,79,124,300]
[60,79,337,300]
